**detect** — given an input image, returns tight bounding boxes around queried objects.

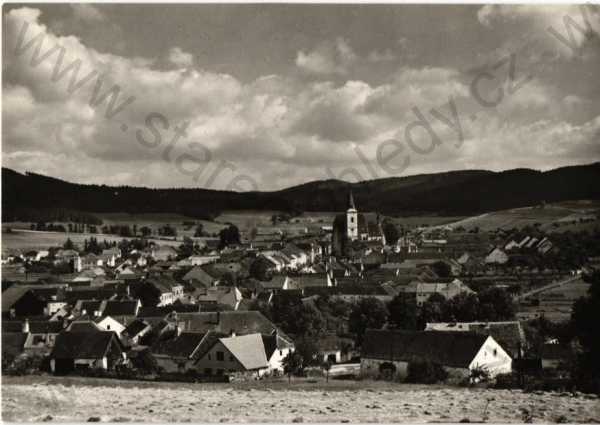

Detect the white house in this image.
[361,329,512,380]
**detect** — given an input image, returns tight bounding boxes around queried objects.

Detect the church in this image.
[331,191,385,257]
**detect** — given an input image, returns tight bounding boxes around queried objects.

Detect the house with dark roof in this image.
[123,319,153,345]
[49,331,126,374]
[425,321,526,359]
[261,331,295,372]
[194,333,270,377]
[2,287,47,318]
[151,331,219,373]
[361,329,512,380]
[175,311,291,344]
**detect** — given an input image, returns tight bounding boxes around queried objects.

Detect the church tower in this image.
[346,190,358,241]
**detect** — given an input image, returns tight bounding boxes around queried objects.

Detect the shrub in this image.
[5,354,45,376]
[405,360,448,384]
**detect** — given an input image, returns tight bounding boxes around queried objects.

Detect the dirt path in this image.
[2,378,599,423]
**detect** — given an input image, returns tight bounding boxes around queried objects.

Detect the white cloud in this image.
[296,37,357,75]
[3,7,599,189]
[69,4,106,23]
[167,47,194,68]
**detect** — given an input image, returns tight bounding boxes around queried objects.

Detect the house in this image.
[194,286,244,310]
[54,249,82,272]
[152,245,178,262]
[175,311,291,343]
[261,331,295,372]
[49,331,126,374]
[2,319,64,354]
[93,316,127,336]
[2,286,47,318]
[194,333,269,377]
[401,279,475,306]
[82,253,103,269]
[182,266,221,288]
[425,321,526,359]
[361,329,512,380]
[287,273,332,290]
[485,248,509,264]
[314,334,354,364]
[151,331,218,373]
[123,319,153,345]
[146,276,184,306]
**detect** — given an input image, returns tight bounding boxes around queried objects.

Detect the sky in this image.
[2,3,600,191]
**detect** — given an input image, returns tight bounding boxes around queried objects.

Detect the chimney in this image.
[22,318,30,333]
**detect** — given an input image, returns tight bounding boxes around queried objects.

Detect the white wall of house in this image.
[469,336,512,377]
[95,317,126,337]
[268,347,292,372]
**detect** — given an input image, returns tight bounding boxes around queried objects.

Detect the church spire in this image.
[348,190,356,210]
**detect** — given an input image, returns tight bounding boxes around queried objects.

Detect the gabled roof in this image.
[176,311,291,342]
[50,331,122,359]
[67,321,103,333]
[426,321,524,356]
[182,266,219,286]
[362,329,489,369]
[151,331,210,359]
[220,333,269,370]
[103,300,139,316]
[1,286,33,312]
[124,319,151,337]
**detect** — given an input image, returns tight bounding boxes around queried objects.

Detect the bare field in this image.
[444,203,600,232]
[2,376,599,423]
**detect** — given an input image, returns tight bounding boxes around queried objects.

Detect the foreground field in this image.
[2,376,599,423]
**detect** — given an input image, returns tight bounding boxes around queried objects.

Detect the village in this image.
[2,191,599,394]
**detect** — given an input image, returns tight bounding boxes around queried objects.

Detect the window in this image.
[204,368,212,375]
[350,217,354,223]
[107,325,111,330]
[229,355,234,362]
[279,350,283,356]
[493,349,497,357]
[216,351,224,361]
[216,369,224,376]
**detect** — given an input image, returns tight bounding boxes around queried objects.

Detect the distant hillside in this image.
[2,162,600,220]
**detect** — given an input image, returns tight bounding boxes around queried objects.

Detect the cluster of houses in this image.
[2,193,589,382]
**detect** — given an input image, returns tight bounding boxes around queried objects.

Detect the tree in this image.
[478,288,515,321]
[282,351,303,383]
[570,271,600,392]
[388,294,418,330]
[219,224,240,249]
[63,238,74,250]
[431,261,452,278]
[349,297,388,345]
[382,220,400,245]
[194,224,205,237]
[249,256,273,281]
[321,360,332,383]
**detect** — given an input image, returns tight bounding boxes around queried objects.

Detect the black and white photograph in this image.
[1,2,600,423]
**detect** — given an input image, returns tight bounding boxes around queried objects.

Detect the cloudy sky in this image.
[2,4,600,191]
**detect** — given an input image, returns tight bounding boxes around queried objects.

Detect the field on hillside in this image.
[96,212,228,237]
[444,201,600,232]
[2,376,599,423]
[1,229,182,253]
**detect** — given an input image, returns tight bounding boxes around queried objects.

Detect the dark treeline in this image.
[3,162,600,218]
[3,206,103,225]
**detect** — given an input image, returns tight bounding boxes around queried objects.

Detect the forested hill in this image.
[3,162,600,220]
